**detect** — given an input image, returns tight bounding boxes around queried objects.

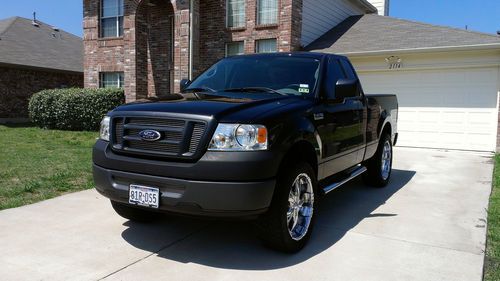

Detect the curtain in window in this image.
[101,0,124,37]
[226,42,244,56]
[256,39,277,53]
[227,0,245,28]
[258,0,278,25]
[100,72,124,88]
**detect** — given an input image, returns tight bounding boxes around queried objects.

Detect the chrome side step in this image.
[321,165,367,195]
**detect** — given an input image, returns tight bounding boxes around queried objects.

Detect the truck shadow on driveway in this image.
[121,169,416,270]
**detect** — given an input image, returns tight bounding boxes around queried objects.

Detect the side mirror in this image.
[334,78,359,101]
[180,79,191,92]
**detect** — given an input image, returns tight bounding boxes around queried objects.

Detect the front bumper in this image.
[93,164,276,218]
[92,139,281,181]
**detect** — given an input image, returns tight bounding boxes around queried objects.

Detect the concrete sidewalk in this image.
[0,147,494,281]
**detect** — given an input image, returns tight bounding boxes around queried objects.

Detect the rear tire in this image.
[256,162,317,253]
[363,133,393,188]
[110,200,158,223]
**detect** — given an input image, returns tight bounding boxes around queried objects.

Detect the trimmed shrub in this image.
[29,88,125,131]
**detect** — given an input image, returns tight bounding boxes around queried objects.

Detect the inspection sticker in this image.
[298,84,310,94]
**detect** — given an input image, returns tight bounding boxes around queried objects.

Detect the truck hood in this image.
[112,92,304,123]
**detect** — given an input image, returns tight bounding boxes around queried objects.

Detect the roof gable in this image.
[0,17,82,72]
[306,14,500,54]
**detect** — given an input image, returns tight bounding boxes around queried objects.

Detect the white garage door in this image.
[359,67,499,151]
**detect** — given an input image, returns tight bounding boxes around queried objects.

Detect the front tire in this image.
[363,133,393,187]
[256,162,317,253]
[110,200,158,223]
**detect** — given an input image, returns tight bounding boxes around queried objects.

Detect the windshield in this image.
[186,56,321,96]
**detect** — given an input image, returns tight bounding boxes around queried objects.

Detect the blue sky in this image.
[0,0,499,37]
[391,0,500,35]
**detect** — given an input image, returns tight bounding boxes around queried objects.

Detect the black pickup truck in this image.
[93,52,398,252]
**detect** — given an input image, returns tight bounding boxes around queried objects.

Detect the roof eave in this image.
[350,0,378,14]
[329,43,500,57]
[0,62,83,74]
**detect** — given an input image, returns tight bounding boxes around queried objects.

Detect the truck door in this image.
[314,57,364,178]
[339,58,367,164]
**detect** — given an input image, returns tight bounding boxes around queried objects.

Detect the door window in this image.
[340,59,361,97]
[340,59,357,80]
[327,58,346,99]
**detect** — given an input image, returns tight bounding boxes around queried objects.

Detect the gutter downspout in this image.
[188,0,194,80]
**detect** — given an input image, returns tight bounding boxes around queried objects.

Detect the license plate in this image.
[129,185,160,208]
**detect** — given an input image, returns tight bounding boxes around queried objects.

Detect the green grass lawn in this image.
[485,155,500,280]
[0,124,97,210]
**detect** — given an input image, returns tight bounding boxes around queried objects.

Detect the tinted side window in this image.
[327,58,346,99]
[340,59,357,79]
[340,59,361,97]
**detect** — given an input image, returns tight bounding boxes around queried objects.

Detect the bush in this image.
[29,88,125,131]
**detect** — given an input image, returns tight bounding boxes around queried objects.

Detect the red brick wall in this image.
[136,0,174,97]
[84,0,303,101]
[197,0,303,74]
[84,0,192,102]
[0,67,83,118]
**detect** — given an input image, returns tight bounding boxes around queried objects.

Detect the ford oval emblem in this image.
[139,130,162,142]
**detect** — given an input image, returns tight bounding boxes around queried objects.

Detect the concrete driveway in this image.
[0,147,493,281]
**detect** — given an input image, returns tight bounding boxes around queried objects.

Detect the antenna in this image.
[32,11,39,27]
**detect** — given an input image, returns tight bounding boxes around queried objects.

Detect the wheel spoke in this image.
[291,209,299,230]
[287,208,293,224]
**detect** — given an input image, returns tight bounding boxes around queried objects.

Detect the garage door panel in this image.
[359,67,499,151]
[442,112,466,124]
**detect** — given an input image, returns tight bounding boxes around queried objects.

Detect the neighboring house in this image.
[83,0,378,102]
[307,14,500,152]
[0,17,83,119]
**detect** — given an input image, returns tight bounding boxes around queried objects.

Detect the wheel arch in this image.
[279,140,319,180]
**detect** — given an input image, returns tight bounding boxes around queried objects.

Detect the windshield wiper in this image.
[183,86,216,93]
[223,87,285,96]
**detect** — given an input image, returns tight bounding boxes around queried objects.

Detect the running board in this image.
[321,165,367,195]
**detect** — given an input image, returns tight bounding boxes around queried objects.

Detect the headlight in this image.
[208,124,268,151]
[99,116,111,141]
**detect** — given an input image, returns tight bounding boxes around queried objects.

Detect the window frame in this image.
[226,0,246,28]
[100,72,124,88]
[256,0,279,26]
[255,38,278,53]
[100,0,124,38]
[225,41,245,57]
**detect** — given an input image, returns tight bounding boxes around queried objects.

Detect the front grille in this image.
[112,116,208,159]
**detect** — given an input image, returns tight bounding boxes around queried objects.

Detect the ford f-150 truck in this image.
[93,52,398,252]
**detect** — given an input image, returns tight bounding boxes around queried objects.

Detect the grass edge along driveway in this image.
[485,155,500,281]
[0,124,97,210]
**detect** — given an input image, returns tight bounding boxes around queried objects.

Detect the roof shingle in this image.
[306,14,500,54]
[0,16,82,72]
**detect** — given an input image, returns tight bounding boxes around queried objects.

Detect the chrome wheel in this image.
[287,173,314,241]
[381,140,392,180]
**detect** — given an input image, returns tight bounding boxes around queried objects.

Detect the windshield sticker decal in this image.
[299,84,310,94]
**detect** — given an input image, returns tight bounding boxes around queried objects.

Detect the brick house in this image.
[0,17,83,119]
[83,0,378,102]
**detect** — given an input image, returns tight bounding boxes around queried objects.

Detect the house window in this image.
[227,0,245,28]
[100,72,124,88]
[226,41,245,56]
[256,38,277,53]
[257,0,278,25]
[100,0,124,38]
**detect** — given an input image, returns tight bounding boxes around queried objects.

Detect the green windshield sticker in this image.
[298,84,310,94]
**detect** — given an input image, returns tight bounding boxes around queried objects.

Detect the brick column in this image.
[173,2,191,93]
